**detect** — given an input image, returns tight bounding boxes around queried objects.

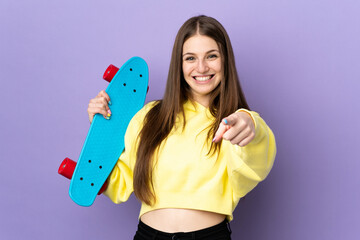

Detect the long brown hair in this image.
[133,15,250,206]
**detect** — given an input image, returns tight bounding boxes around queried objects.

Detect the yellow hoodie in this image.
[104,100,276,221]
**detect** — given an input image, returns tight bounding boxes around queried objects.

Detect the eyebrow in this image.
[182,49,220,57]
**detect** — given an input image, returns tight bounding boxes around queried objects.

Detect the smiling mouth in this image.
[192,75,215,82]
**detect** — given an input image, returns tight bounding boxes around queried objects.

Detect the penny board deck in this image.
[69,57,148,206]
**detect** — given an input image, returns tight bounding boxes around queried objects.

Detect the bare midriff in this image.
[140,208,226,232]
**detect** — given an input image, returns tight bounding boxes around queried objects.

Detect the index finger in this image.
[213,122,230,143]
[97,90,111,104]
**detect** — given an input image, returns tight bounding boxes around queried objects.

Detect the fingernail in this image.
[106,116,110,120]
[108,100,112,105]
[223,119,228,125]
[212,136,217,142]
[107,109,112,116]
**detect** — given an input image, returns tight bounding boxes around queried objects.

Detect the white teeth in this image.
[194,75,212,81]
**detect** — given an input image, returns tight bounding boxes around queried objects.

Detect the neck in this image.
[190,95,210,108]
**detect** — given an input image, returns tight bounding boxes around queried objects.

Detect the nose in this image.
[196,59,209,73]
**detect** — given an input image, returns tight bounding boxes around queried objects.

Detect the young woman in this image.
[87,15,276,240]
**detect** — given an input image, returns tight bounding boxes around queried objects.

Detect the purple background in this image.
[1,0,359,239]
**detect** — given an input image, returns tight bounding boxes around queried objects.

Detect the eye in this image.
[184,56,195,61]
[208,54,218,59]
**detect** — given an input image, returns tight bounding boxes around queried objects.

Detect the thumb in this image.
[222,114,237,126]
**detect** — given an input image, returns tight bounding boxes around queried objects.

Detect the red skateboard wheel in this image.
[98,180,108,195]
[58,157,77,180]
[103,64,119,82]
[58,157,108,194]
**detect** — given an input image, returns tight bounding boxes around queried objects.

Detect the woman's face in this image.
[182,34,223,107]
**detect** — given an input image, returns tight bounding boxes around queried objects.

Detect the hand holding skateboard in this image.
[87,90,112,123]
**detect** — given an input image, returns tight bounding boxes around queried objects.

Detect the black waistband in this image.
[136,218,231,240]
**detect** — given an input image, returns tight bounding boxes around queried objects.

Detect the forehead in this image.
[183,34,219,54]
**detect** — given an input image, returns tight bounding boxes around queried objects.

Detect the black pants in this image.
[133,218,232,240]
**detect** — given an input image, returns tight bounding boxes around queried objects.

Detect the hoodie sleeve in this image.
[222,109,276,200]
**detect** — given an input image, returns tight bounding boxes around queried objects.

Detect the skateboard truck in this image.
[58,157,108,195]
[103,64,149,92]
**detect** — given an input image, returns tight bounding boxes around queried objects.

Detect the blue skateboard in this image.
[58,57,149,206]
